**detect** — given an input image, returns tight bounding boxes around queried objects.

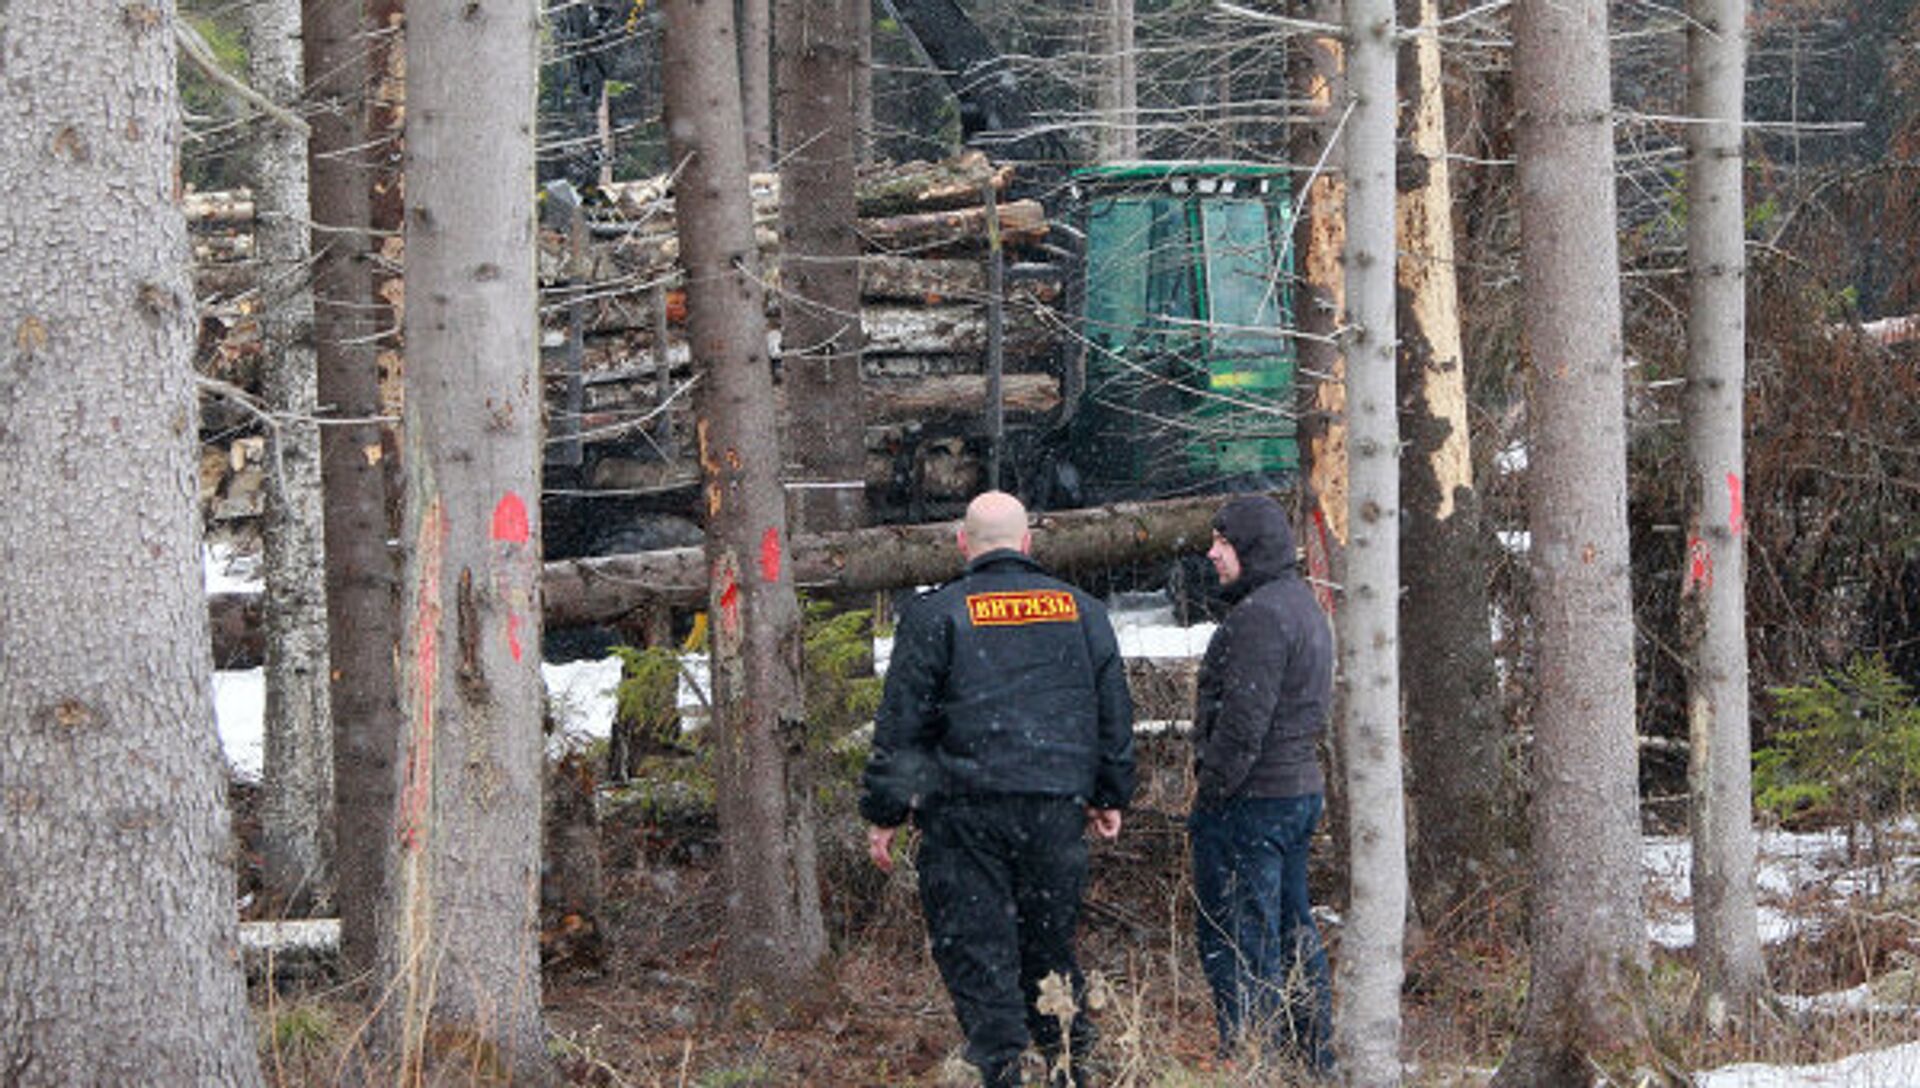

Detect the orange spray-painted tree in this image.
[661,0,829,1003]
[383,0,551,1079]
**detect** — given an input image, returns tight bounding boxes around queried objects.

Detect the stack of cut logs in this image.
[188,151,1069,525]
[538,150,1067,510]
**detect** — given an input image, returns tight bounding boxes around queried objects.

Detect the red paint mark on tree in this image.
[720,578,741,639]
[507,612,524,662]
[759,527,782,582]
[491,491,530,543]
[1726,472,1744,537]
[1684,534,1713,595]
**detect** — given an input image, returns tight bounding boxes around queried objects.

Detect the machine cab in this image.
[1066,161,1299,500]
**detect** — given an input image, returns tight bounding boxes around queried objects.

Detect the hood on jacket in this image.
[1213,494,1297,593]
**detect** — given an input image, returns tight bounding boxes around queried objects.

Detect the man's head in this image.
[1208,494,1296,587]
[959,490,1031,560]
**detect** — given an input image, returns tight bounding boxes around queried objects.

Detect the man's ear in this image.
[956,528,970,556]
[1019,529,1033,555]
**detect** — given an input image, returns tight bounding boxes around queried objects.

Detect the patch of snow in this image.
[204,544,261,595]
[1694,1042,1920,1087]
[214,668,265,780]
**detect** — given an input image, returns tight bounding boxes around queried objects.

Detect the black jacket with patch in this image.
[859,550,1136,828]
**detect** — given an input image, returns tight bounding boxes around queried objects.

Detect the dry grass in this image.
[244,743,1920,1086]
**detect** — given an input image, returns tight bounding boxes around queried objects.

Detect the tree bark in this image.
[1494,1,1657,1082]
[1684,0,1768,1028]
[306,0,403,984]
[1335,1,1406,1082]
[1093,0,1139,161]
[777,0,868,536]
[545,493,1227,622]
[663,0,829,1008]
[0,5,263,1082]
[250,0,336,919]
[740,0,773,170]
[1395,0,1520,933]
[387,1,551,1079]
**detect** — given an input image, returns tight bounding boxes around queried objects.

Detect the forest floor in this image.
[240,734,1920,1087]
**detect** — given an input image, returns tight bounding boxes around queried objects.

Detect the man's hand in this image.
[867,825,897,872]
[1087,808,1122,841]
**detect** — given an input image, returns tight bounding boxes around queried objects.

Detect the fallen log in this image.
[858,198,1049,255]
[543,494,1227,626]
[207,496,1243,659]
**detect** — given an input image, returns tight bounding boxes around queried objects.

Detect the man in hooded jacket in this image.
[1189,493,1335,1073]
[860,490,1135,1088]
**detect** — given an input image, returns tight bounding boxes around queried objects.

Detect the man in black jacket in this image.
[1189,493,1334,1074]
[861,490,1135,1088]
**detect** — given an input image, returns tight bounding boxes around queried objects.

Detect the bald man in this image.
[860,491,1135,1088]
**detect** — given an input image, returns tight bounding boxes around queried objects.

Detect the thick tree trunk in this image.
[1395,0,1520,932]
[544,493,1227,622]
[1684,0,1768,1028]
[0,6,263,1083]
[387,2,551,1080]
[1335,1,1406,1082]
[305,0,403,985]
[662,0,829,1007]
[1494,1,1657,1083]
[777,0,869,536]
[249,0,335,919]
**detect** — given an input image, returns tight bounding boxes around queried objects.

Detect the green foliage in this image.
[265,1002,338,1059]
[1756,656,1920,829]
[801,598,884,804]
[611,643,688,751]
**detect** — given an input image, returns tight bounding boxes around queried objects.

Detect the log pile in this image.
[190,152,1072,524]
[538,150,1069,512]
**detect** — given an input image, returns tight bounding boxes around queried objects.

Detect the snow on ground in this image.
[1695,1043,1920,1087]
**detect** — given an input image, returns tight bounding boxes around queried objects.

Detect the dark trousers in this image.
[918,795,1096,1078]
[1189,793,1333,1072]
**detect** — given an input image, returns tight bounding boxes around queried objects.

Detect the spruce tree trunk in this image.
[1335,1,1406,1082]
[776,0,867,536]
[1495,1,1656,1082]
[740,0,773,169]
[1684,0,1767,1027]
[1094,0,1138,161]
[663,0,828,1006]
[1396,0,1520,930]
[250,0,336,918]
[0,5,263,1083]
[387,1,551,1078]
[305,0,403,983]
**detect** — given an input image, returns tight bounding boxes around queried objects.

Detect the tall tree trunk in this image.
[1684,0,1767,1028]
[1494,1,1656,1082]
[776,0,867,537]
[853,0,874,164]
[1294,0,1348,589]
[1093,0,1138,161]
[387,2,550,1079]
[0,5,263,1083]
[306,0,403,983]
[663,0,829,1006]
[1396,0,1520,931]
[250,0,336,919]
[1335,1,1406,1083]
[740,0,774,169]
[1291,0,1350,876]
